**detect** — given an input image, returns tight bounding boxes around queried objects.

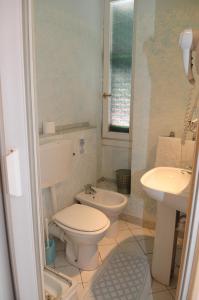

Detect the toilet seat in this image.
[53,204,109,232]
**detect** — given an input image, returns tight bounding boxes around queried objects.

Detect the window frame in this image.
[102,0,133,140]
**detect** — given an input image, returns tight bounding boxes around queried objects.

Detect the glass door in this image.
[0,176,15,300]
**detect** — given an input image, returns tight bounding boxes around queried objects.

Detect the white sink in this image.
[141,167,191,285]
[141,167,191,212]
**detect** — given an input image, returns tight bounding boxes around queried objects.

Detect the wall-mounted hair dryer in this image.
[179,29,199,84]
[180,29,199,144]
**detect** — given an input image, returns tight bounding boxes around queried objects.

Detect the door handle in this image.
[6,149,22,197]
[103,93,112,98]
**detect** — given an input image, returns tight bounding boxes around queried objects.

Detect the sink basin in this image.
[141,167,191,212]
[141,167,191,284]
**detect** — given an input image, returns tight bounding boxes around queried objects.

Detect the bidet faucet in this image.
[84,184,96,195]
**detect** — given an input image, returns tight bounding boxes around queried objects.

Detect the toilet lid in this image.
[53,204,109,232]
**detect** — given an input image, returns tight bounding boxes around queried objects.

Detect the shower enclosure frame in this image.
[0,0,44,299]
[1,0,199,299]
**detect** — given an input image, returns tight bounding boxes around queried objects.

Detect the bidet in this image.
[76,188,128,238]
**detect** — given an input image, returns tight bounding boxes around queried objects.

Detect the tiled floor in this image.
[49,220,180,299]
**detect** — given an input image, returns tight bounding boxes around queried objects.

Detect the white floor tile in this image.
[98,253,102,265]
[83,282,88,289]
[51,218,179,299]
[169,288,176,298]
[138,237,154,254]
[82,282,93,299]
[151,290,174,300]
[54,251,68,268]
[151,280,167,293]
[130,227,154,241]
[98,236,117,246]
[98,243,117,261]
[127,222,143,231]
[56,264,82,283]
[81,268,99,284]
[116,228,135,244]
[117,219,129,230]
[77,283,85,300]
[82,291,95,300]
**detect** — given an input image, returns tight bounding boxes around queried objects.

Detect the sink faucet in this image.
[181,166,192,175]
[84,184,96,195]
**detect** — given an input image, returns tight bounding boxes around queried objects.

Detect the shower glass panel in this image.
[109,0,133,133]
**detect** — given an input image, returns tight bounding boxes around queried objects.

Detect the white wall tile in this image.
[130,0,199,224]
[181,139,196,168]
[155,137,196,168]
[101,145,131,180]
[35,0,103,130]
[155,137,181,167]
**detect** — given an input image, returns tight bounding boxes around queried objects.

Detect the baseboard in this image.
[120,213,156,230]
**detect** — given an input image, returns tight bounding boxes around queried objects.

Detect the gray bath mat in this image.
[83,251,151,300]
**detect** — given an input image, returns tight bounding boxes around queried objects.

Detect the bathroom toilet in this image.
[53,204,110,270]
[40,141,110,271]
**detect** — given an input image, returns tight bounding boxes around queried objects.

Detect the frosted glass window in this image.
[110,0,133,133]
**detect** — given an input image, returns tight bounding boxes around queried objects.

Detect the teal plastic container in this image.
[45,239,56,265]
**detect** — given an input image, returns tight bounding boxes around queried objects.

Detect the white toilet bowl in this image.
[53,204,110,270]
[76,188,128,238]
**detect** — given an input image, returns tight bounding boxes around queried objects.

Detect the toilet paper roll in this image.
[43,121,55,135]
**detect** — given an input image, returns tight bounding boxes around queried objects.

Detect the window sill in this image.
[102,138,131,149]
[102,129,130,140]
